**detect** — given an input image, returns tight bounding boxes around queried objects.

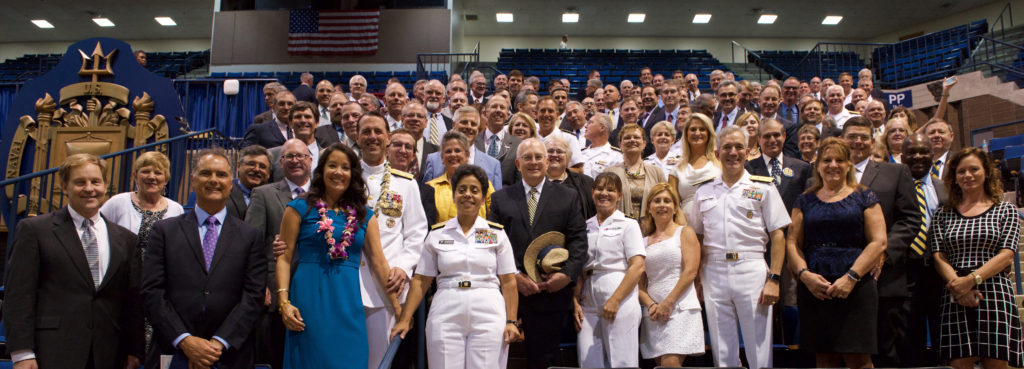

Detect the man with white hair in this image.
[292,72,316,103]
[825,84,858,129]
[384,83,409,131]
[709,69,725,92]
[579,113,623,178]
[422,79,452,146]
[468,72,490,104]
[347,74,368,101]
[684,73,701,102]
[314,80,336,126]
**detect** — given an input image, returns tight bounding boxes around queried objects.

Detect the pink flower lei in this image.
[315,201,357,260]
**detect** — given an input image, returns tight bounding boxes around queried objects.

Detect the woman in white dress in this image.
[573,172,646,367]
[638,183,704,366]
[666,113,721,217]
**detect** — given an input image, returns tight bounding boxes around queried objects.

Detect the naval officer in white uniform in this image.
[392,164,520,369]
[356,113,428,368]
[690,125,790,369]
[575,172,646,367]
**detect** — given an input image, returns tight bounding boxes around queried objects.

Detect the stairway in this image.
[722,62,771,83]
[962,24,1024,85]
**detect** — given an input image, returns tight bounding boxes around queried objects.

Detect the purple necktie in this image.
[202,216,219,271]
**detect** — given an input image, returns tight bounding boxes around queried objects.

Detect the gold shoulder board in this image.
[750,175,774,183]
[390,169,414,180]
[430,222,446,230]
[487,221,504,230]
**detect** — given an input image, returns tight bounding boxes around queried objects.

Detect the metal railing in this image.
[415,42,480,82]
[961,35,1024,79]
[730,41,772,81]
[992,2,1015,42]
[792,42,881,82]
[0,129,239,247]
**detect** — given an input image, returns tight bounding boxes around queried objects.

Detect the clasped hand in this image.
[180,336,223,369]
[517,272,570,296]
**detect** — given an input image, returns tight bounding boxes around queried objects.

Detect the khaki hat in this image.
[523,231,568,283]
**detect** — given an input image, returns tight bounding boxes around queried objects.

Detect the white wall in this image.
[870,0,1024,43]
[460,36,860,64]
[0,39,211,62]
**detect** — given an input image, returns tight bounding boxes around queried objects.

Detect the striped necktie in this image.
[528,187,538,227]
[930,160,941,180]
[428,115,440,146]
[910,179,929,255]
[81,218,100,289]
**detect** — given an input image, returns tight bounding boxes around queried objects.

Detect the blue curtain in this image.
[0,84,20,129]
[175,79,266,138]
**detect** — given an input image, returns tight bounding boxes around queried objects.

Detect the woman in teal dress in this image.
[276,143,401,368]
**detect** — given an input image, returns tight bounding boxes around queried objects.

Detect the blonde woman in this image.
[882,118,910,163]
[604,124,665,220]
[735,111,761,161]
[645,121,682,175]
[506,112,538,141]
[667,113,721,217]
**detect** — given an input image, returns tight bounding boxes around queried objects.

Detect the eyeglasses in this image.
[390,142,415,151]
[281,153,310,161]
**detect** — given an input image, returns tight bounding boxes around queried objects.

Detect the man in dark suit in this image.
[244,139,311,369]
[899,133,947,366]
[5,154,143,369]
[712,81,744,134]
[477,96,522,187]
[397,104,438,181]
[488,138,588,369]
[468,73,491,104]
[242,91,295,149]
[744,118,813,213]
[316,98,363,152]
[254,82,286,125]
[757,85,800,158]
[268,103,322,183]
[637,85,667,132]
[143,148,267,369]
[778,77,802,124]
[291,72,315,103]
[841,117,920,366]
[227,145,272,220]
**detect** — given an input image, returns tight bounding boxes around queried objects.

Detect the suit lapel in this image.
[749,158,769,176]
[269,123,286,142]
[860,161,879,188]
[273,180,293,207]
[52,208,94,286]
[510,184,531,232]
[179,212,208,274]
[97,217,125,291]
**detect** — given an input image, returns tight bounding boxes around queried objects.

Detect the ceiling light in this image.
[822,15,843,25]
[692,13,711,24]
[628,13,646,23]
[496,13,513,22]
[562,12,579,23]
[92,18,115,27]
[758,14,777,24]
[31,19,54,29]
[154,17,177,26]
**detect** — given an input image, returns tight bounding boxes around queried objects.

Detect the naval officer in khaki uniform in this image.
[690,125,790,369]
[355,113,428,368]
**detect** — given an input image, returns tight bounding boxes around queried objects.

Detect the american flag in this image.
[288,10,380,55]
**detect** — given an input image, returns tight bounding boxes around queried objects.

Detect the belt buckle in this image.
[726,252,739,261]
[458,281,472,288]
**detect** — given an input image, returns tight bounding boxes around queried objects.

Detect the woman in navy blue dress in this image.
[275,143,401,368]
[785,138,887,369]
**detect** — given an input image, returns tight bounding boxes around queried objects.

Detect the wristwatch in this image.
[972,272,983,286]
[767,273,782,282]
[506,320,521,329]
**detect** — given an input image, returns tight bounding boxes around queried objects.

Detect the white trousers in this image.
[577,271,641,368]
[702,259,772,369]
[364,306,395,369]
[425,288,509,369]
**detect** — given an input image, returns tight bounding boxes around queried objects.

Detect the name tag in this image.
[439,240,455,245]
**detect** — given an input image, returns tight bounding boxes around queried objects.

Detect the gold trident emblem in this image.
[59,42,128,106]
[78,42,115,80]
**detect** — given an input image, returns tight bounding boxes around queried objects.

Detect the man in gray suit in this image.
[244,139,312,369]
[841,116,920,366]
[475,96,521,187]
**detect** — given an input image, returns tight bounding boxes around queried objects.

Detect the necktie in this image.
[286,128,293,139]
[667,113,674,125]
[487,135,500,158]
[321,106,328,120]
[528,187,538,227]
[81,218,100,289]
[293,187,305,199]
[910,179,929,255]
[769,158,783,186]
[202,216,219,271]
[931,160,941,180]
[428,115,440,146]
[721,114,729,130]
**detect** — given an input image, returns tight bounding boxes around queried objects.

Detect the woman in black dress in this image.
[785,137,887,369]
[931,147,1023,369]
